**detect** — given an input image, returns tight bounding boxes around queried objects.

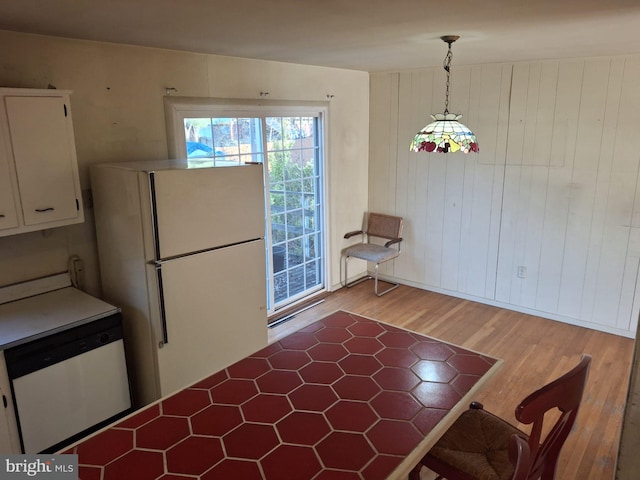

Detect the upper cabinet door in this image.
[5,95,81,226]
[0,137,18,232]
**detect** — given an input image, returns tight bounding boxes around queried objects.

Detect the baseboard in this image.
[345,274,636,338]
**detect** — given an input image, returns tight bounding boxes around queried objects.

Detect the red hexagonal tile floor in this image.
[65,311,500,479]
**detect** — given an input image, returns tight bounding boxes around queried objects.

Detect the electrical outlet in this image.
[517,266,527,278]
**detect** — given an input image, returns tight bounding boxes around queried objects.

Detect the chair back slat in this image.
[366,213,403,240]
[515,354,591,479]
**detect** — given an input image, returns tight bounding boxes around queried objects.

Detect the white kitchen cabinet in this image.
[0,146,18,232]
[0,88,83,237]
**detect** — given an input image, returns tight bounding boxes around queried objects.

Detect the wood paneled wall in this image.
[369,54,640,337]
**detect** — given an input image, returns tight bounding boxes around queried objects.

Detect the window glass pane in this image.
[274,271,287,303]
[285,185,302,210]
[185,117,264,166]
[305,260,321,288]
[219,156,239,166]
[303,176,316,193]
[282,117,297,143]
[286,162,303,180]
[272,244,286,273]
[304,200,317,233]
[287,238,303,266]
[212,118,234,152]
[305,233,319,261]
[272,228,286,245]
[185,119,214,158]
[271,191,285,211]
[288,266,305,296]
[301,148,316,165]
[268,152,285,183]
[286,211,303,240]
[266,117,284,151]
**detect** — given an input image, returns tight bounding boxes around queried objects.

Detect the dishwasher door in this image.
[5,314,132,453]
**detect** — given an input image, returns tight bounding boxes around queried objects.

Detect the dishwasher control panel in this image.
[4,314,123,379]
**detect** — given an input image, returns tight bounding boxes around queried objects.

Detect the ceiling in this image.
[2,0,640,72]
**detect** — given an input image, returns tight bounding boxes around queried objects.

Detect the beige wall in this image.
[0,30,370,295]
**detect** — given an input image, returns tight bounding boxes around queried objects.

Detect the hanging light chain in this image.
[442,39,454,115]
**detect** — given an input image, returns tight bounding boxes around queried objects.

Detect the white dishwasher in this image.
[0,274,132,453]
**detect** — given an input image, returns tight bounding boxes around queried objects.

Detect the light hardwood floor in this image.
[269,282,635,480]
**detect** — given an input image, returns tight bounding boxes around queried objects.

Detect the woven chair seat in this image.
[429,408,528,480]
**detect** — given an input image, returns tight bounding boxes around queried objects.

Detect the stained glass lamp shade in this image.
[410,113,478,153]
[410,35,478,154]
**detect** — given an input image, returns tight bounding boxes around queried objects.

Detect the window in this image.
[165,98,328,315]
[184,117,263,166]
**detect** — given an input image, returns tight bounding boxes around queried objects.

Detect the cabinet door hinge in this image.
[76,199,79,211]
[64,104,68,117]
[2,395,7,408]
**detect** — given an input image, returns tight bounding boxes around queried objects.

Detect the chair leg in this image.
[344,255,373,288]
[343,256,399,296]
[373,263,399,296]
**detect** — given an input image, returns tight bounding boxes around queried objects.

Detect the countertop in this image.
[0,286,120,350]
[64,310,501,479]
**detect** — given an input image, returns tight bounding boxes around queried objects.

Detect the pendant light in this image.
[410,35,478,154]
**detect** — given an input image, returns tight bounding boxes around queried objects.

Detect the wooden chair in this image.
[410,354,591,480]
[341,212,403,296]
[509,435,531,480]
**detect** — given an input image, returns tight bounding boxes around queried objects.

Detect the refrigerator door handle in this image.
[149,172,162,262]
[154,263,169,347]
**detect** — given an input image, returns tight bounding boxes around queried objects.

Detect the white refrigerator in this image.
[91,160,268,406]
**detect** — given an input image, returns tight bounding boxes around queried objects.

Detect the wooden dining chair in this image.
[410,354,591,480]
[341,212,403,296]
[508,435,531,480]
